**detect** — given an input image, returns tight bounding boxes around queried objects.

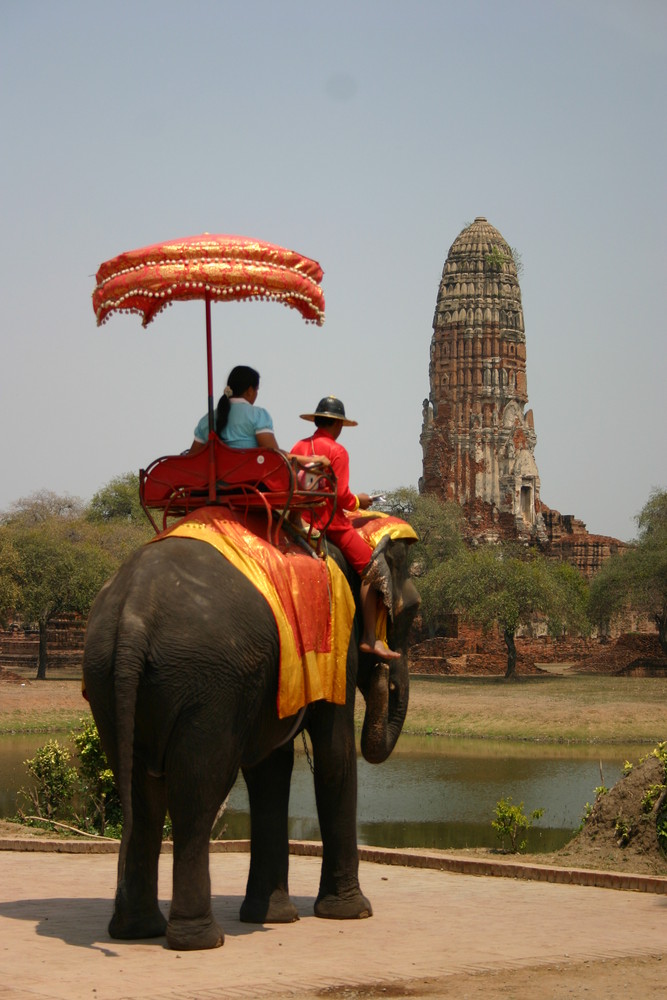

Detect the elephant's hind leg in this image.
[240,745,299,924]
[165,746,236,950]
[109,769,168,940]
[166,820,225,950]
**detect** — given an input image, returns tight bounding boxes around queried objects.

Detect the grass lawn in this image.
[2,669,666,745]
[352,675,667,744]
[397,675,667,743]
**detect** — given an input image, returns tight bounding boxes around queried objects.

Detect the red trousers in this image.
[325,522,373,575]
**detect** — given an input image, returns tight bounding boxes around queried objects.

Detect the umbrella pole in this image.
[205,294,217,503]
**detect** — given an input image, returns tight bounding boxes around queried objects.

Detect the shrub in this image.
[72,720,122,836]
[19,740,78,820]
[492,796,544,853]
[18,721,176,841]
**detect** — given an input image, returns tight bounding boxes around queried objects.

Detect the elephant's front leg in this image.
[309,706,372,919]
[240,744,299,923]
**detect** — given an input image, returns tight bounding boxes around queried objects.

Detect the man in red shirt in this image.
[291,396,400,662]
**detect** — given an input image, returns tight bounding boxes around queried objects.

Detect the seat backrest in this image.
[140,437,336,540]
[141,439,292,508]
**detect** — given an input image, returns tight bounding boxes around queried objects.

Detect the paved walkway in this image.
[0,842,666,999]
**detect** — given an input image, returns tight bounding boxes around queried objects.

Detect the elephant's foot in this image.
[166,913,224,951]
[240,888,299,924]
[108,886,167,940]
[314,890,373,920]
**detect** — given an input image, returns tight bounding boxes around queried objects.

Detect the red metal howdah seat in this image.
[140,437,336,541]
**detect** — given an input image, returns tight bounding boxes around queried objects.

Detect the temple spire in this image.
[420,217,546,543]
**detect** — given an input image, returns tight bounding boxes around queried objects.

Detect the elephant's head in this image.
[357,536,420,764]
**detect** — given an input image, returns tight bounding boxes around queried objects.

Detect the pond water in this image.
[220,735,642,852]
[0,733,644,852]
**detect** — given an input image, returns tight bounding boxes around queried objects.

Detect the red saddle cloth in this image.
[152,507,355,718]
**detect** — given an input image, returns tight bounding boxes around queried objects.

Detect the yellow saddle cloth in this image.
[154,508,355,719]
[342,508,419,547]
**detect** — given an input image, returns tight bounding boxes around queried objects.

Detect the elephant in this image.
[82,527,420,951]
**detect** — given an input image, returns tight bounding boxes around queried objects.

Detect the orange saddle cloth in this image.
[153,507,355,718]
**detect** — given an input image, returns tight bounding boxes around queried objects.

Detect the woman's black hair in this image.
[215,366,260,435]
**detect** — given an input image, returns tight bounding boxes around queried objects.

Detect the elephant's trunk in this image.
[360,655,409,764]
[359,541,419,764]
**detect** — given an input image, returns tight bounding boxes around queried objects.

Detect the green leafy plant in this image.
[17,721,176,841]
[579,801,594,829]
[578,781,609,830]
[657,813,667,854]
[615,816,632,846]
[641,784,666,814]
[492,796,544,853]
[19,740,78,821]
[485,245,507,271]
[72,720,122,836]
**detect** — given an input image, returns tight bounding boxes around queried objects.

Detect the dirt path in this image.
[293,958,667,1000]
[1,850,665,1000]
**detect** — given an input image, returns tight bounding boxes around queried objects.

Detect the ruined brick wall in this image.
[410,629,600,663]
[0,616,85,672]
[539,504,629,577]
[408,629,661,675]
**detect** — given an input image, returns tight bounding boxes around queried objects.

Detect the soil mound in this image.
[555,747,667,876]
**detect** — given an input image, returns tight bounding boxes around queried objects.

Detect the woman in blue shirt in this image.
[190,366,329,470]
[192,365,277,450]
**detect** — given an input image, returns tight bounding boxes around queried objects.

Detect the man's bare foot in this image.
[359,639,401,661]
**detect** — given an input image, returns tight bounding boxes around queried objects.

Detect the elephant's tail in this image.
[114,625,148,887]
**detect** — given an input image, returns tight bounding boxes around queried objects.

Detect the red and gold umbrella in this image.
[92,233,325,439]
[92,233,325,329]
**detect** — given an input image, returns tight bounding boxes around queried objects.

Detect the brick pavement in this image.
[0,843,666,999]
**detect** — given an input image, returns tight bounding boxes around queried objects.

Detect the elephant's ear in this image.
[363,535,393,617]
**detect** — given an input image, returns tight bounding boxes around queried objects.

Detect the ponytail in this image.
[215,365,260,435]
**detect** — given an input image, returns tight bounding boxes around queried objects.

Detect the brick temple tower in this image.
[420,217,547,543]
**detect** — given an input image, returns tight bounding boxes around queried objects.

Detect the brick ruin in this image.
[0,616,85,674]
[420,217,626,577]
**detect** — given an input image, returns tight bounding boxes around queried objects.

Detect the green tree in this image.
[0,511,116,678]
[0,479,151,679]
[87,472,148,526]
[589,488,667,654]
[383,487,464,574]
[382,488,464,637]
[420,544,589,678]
[0,537,21,619]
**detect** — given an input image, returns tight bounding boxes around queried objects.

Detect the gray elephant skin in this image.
[82,531,420,950]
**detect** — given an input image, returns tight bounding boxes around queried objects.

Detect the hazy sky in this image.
[1,0,664,542]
